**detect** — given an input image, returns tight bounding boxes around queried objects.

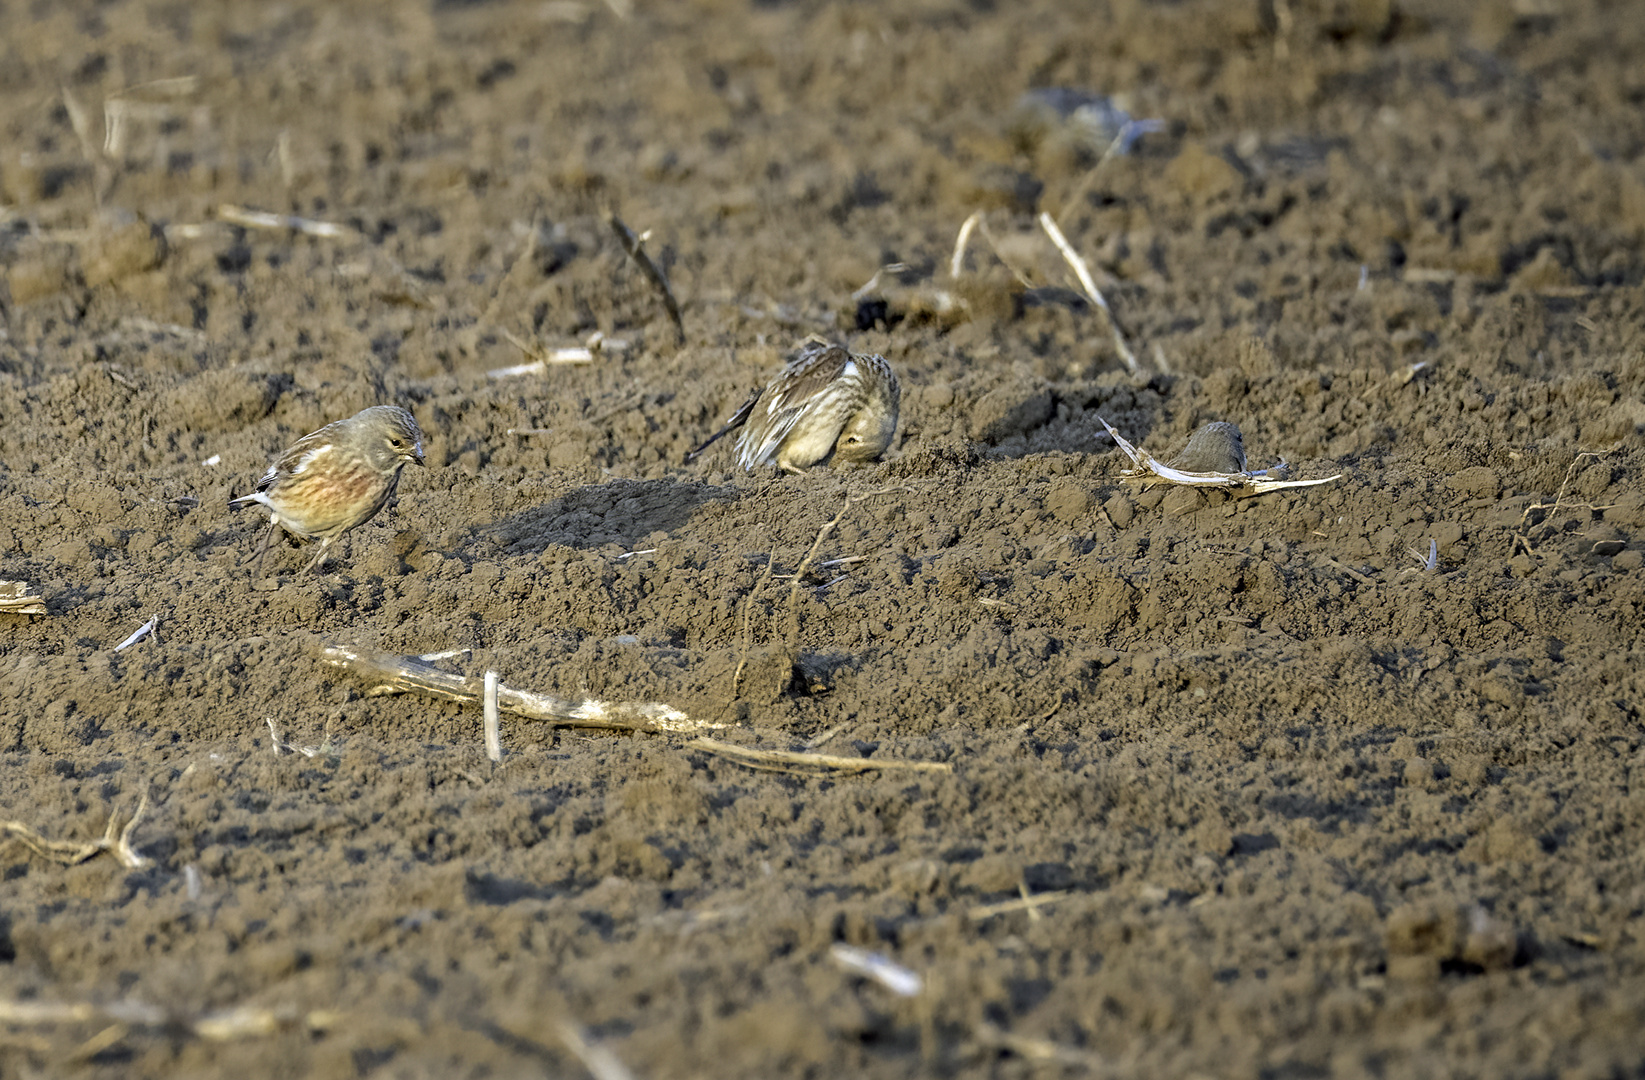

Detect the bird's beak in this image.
[412,443,426,467]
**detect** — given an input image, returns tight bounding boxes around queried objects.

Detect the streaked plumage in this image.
[734,341,900,473]
[1170,421,1246,474]
[229,405,425,575]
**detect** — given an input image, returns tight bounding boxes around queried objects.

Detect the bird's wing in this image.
[736,409,802,469]
[734,346,858,469]
[769,342,853,402]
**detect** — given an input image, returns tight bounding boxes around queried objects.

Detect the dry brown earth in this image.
[2,0,1644,1076]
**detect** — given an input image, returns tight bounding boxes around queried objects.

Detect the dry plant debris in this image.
[1099,417,1342,493]
[216,203,347,238]
[264,716,333,758]
[0,998,340,1044]
[607,211,685,344]
[556,1020,638,1080]
[1404,538,1440,574]
[483,670,502,762]
[731,486,912,698]
[113,614,159,651]
[1038,212,1140,376]
[947,208,1141,373]
[684,737,951,776]
[2,794,151,870]
[1511,449,1616,558]
[829,944,924,997]
[967,888,1073,921]
[0,581,46,615]
[486,331,628,377]
[318,643,714,734]
[972,1021,1106,1069]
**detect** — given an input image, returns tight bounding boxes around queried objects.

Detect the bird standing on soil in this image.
[230,405,425,575]
[1169,421,1247,474]
[728,340,901,473]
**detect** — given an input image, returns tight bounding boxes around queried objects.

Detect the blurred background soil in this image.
[2,0,1644,1076]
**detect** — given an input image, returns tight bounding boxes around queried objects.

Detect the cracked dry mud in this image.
[2,1,1644,1077]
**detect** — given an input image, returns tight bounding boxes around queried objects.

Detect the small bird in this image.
[731,340,901,474]
[229,405,425,575]
[1169,421,1247,474]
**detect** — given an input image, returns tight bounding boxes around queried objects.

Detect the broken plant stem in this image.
[2,792,151,870]
[0,998,340,1043]
[317,643,714,734]
[607,211,685,344]
[1511,449,1615,557]
[1038,211,1140,376]
[950,211,981,279]
[0,581,46,615]
[114,614,159,652]
[1098,416,1342,493]
[483,670,502,762]
[217,203,348,238]
[685,737,951,775]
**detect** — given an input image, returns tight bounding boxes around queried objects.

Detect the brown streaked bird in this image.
[1169,421,1247,474]
[732,340,900,474]
[229,405,425,575]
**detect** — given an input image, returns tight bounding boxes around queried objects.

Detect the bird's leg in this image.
[246,518,282,575]
[301,537,335,575]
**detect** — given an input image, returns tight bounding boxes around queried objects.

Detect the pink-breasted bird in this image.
[229,405,425,575]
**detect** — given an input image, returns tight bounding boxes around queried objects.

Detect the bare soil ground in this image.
[3,0,1645,1076]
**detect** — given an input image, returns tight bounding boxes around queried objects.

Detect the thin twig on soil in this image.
[684,737,951,776]
[2,792,152,870]
[607,211,685,343]
[851,262,911,302]
[60,83,114,204]
[1403,538,1439,574]
[1322,557,1374,585]
[318,643,715,734]
[1038,211,1140,376]
[103,76,202,158]
[784,487,909,637]
[1054,116,1165,222]
[205,204,432,307]
[947,210,1033,288]
[976,214,1034,288]
[732,487,909,699]
[488,330,626,375]
[477,218,538,334]
[1511,450,1615,558]
[967,889,1073,921]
